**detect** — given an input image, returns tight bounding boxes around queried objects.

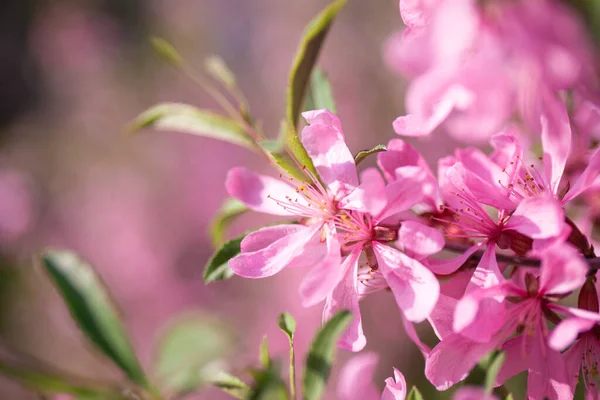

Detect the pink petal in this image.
[377,139,426,182]
[374,243,439,322]
[337,352,380,400]
[375,176,424,223]
[225,167,299,216]
[445,163,515,212]
[382,368,407,400]
[427,242,483,275]
[539,242,587,295]
[495,336,530,386]
[527,329,573,400]
[299,223,343,307]
[503,196,564,239]
[301,109,358,197]
[549,316,597,352]
[425,333,499,390]
[402,314,430,358]
[241,225,306,253]
[562,147,600,203]
[428,294,458,340]
[229,224,321,278]
[400,0,428,28]
[540,90,571,194]
[323,249,366,352]
[339,168,387,216]
[398,220,444,259]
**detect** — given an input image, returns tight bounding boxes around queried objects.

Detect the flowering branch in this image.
[442,242,600,271]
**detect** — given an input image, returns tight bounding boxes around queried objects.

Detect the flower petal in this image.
[402,314,430,358]
[375,176,424,223]
[226,167,303,216]
[339,168,387,216]
[337,352,379,400]
[427,242,483,275]
[548,316,597,352]
[398,220,444,259]
[562,147,600,203]
[301,109,358,197]
[374,243,439,322]
[503,196,564,239]
[323,249,366,352]
[299,223,343,307]
[425,333,499,390]
[381,368,407,400]
[539,242,587,295]
[540,90,571,194]
[229,224,321,278]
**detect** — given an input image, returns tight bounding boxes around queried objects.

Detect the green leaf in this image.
[305,70,336,114]
[259,336,271,369]
[284,0,347,175]
[286,0,346,129]
[129,103,256,150]
[203,235,245,283]
[260,123,307,181]
[354,144,387,166]
[406,386,424,400]
[485,352,506,394]
[150,37,183,66]
[302,310,352,400]
[209,198,248,248]
[153,313,234,396]
[204,55,237,90]
[250,364,289,400]
[0,361,123,399]
[210,372,251,399]
[41,249,149,388]
[277,313,296,343]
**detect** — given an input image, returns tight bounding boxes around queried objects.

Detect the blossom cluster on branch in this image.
[219,0,600,399]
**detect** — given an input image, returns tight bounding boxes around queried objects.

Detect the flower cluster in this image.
[218,0,600,398]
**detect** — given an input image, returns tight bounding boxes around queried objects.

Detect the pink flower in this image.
[323,165,441,351]
[548,277,600,397]
[338,352,407,400]
[426,240,587,398]
[226,109,361,307]
[388,0,596,142]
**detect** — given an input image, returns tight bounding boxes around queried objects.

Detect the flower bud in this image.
[578,276,599,312]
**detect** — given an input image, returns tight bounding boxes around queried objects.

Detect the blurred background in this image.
[0,0,468,398]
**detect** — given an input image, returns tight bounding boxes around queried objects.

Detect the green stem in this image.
[289,341,296,400]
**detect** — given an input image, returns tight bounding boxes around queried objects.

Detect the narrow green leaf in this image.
[203,235,245,283]
[302,310,352,400]
[209,198,248,248]
[306,70,336,114]
[210,372,251,399]
[406,386,424,400]
[354,144,387,166]
[152,313,234,396]
[485,352,506,394]
[277,313,296,343]
[284,0,347,175]
[41,250,149,388]
[204,55,237,90]
[0,361,123,399]
[286,0,347,128]
[259,337,271,369]
[260,123,307,181]
[129,103,256,150]
[250,364,289,400]
[150,37,183,66]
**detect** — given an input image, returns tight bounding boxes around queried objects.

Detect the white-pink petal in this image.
[503,196,564,239]
[225,167,300,216]
[398,220,444,259]
[339,168,387,216]
[374,243,439,322]
[337,352,379,400]
[549,316,597,352]
[301,109,358,197]
[229,224,320,278]
[381,368,407,400]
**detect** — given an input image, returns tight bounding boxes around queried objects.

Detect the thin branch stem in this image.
[442,242,600,271]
